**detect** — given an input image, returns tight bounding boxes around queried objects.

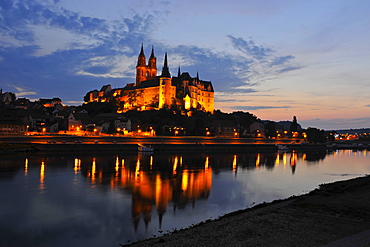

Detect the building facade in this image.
[85,45,214,113]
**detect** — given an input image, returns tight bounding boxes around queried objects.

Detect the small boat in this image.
[276,144,289,151]
[138,144,154,152]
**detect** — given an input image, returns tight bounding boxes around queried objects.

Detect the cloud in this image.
[214,99,252,103]
[0,1,302,105]
[301,117,370,130]
[231,106,292,111]
[64,100,83,105]
[12,86,37,97]
[227,35,273,59]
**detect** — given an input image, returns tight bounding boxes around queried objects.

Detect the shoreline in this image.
[126,175,370,246]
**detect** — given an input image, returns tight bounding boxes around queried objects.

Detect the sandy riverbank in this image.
[125,175,370,246]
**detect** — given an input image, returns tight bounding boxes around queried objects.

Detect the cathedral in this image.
[85,45,214,113]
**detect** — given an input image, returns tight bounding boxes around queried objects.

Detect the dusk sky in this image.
[0,0,369,130]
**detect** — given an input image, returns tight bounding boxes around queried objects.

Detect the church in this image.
[84,45,214,113]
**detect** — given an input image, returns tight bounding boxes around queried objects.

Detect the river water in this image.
[0,149,369,247]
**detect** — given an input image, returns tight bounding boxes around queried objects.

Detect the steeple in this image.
[161,52,171,78]
[177,65,181,77]
[137,43,146,66]
[148,45,156,69]
[136,43,147,85]
[150,45,155,59]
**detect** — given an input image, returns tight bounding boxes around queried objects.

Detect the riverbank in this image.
[0,143,36,154]
[126,175,370,247]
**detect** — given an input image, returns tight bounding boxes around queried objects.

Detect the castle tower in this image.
[161,53,171,78]
[147,45,157,78]
[136,44,147,85]
[136,44,157,86]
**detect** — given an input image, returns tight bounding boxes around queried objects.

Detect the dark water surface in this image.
[0,149,369,247]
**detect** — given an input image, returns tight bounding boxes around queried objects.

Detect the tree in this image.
[265,121,277,138]
[306,127,327,143]
[290,116,298,132]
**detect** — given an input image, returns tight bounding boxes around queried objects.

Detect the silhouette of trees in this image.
[306,127,327,143]
[265,121,277,138]
[290,116,298,132]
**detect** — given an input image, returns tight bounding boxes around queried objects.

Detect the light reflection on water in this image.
[0,149,369,247]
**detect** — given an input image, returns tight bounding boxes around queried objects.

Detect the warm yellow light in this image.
[115,156,119,173]
[24,158,28,175]
[173,156,178,174]
[290,152,297,166]
[182,170,188,191]
[275,153,280,166]
[232,155,237,172]
[135,158,140,177]
[256,153,260,167]
[91,158,96,184]
[40,161,45,184]
[283,153,287,168]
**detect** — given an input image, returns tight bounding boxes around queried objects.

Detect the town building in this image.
[0,108,27,135]
[84,45,214,113]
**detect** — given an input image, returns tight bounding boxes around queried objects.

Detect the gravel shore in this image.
[125,175,370,247]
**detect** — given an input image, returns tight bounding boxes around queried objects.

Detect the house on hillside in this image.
[212,119,238,137]
[68,111,93,131]
[0,110,27,135]
[250,121,265,138]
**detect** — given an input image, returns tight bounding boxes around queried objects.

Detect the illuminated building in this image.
[85,44,214,113]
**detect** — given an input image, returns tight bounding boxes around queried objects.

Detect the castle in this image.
[84,45,214,113]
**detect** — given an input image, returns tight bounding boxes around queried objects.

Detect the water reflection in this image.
[0,149,369,247]
[22,150,333,230]
[81,154,213,230]
[40,160,45,191]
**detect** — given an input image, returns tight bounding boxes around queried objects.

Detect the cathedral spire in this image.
[177,65,181,77]
[161,52,171,78]
[150,45,155,59]
[140,43,144,56]
[148,45,156,70]
[137,43,146,66]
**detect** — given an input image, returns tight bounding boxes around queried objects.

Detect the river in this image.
[0,149,369,247]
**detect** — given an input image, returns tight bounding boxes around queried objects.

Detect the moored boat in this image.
[138,144,154,152]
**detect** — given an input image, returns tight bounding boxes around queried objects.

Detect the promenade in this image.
[127,175,370,247]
